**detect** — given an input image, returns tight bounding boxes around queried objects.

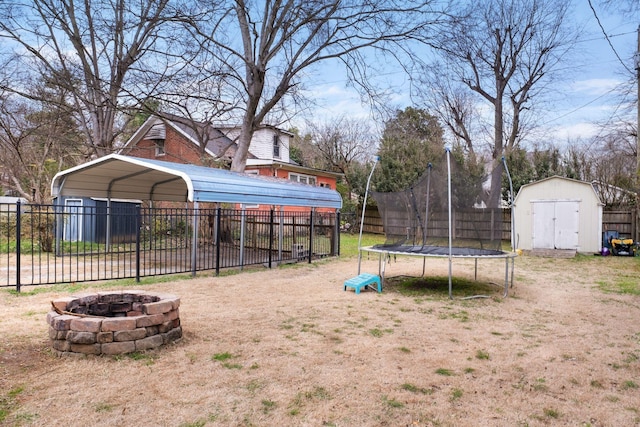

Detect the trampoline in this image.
[356,149,517,298]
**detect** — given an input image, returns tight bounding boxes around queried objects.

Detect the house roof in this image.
[119,114,241,161]
[51,154,343,208]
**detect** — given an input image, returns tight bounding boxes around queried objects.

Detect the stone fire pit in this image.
[47,291,182,356]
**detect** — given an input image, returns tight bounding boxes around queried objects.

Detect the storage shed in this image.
[513,176,603,253]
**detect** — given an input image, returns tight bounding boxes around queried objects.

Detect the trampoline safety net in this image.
[371,151,507,256]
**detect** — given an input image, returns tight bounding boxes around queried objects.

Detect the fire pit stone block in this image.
[48,291,182,357]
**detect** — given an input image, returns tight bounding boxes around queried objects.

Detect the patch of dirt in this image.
[1,254,639,426]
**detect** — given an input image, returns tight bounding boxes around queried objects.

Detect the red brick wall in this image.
[124,126,205,165]
[243,167,338,214]
[271,169,336,190]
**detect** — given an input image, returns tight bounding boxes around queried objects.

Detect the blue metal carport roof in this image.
[51,154,343,208]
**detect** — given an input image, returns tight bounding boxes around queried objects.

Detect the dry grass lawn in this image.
[1,252,639,426]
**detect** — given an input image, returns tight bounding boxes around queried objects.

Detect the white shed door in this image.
[532,201,579,250]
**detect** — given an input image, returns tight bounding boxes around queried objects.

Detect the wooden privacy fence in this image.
[359,206,638,242]
[359,206,512,241]
[602,210,638,240]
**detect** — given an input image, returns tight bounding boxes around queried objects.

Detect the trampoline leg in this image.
[422,258,426,276]
[503,257,509,297]
[357,251,362,275]
[381,253,388,289]
[510,256,515,288]
[474,258,478,281]
[448,257,453,300]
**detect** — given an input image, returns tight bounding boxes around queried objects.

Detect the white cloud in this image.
[301,84,371,121]
[553,122,600,141]
[570,78,622,96]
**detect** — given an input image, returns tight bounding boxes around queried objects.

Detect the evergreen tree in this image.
[375,107,444,192]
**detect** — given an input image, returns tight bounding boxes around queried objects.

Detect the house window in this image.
[154,139,166,156]
[273,135,280,158]
[289,173,316,186]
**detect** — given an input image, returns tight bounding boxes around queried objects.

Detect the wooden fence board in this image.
[361,207,637,242]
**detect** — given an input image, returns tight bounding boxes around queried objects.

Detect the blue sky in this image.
[296,1,638,148]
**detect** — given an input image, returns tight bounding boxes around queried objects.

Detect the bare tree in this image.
[187,0,443,172]
[422,66,485,159]
[306,117,376,173]
[596,0,640,14]
[304,117,376,200]
[0,0,190,157]
[421,0,575,206]
[0,89,84,203]
[589,124,638,206]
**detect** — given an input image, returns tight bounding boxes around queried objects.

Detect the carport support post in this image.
[191,201,199,277]
[105,197,112,253]
[54,199,63,257]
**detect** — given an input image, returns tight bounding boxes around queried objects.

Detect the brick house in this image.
[119,114,341,212]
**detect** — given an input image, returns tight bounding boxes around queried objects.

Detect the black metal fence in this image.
[0,202,339,291]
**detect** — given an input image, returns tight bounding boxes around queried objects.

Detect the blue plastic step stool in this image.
[343,273,381,294]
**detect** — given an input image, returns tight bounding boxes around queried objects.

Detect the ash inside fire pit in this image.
[65,293,161,317]
[47,291,181,356]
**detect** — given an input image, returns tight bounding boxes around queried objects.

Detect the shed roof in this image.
[51,154,343,208]
[514,176,603,205]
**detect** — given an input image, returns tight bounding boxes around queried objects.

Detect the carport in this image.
[51,154,342,207]
[51,154,343,275]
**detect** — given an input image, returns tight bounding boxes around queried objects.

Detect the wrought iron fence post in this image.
[135,205,141,282]
[215,207,221,276]
[336,211,341,256]
[16,201,21,292]
[239,207,246,270]
[191,203,199,277]
[268,209,274,268]
[308,210,314,264]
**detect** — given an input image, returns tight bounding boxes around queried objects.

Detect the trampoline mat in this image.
[372,244,506,257]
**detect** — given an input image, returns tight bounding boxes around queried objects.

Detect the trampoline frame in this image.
[358,245,517,298]
[356,148,518,299]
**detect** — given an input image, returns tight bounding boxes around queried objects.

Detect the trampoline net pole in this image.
[357,157,379,252]
[502,156,516,251]
[423,163,432,247]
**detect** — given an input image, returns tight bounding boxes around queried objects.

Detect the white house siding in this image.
[513,176,603,253]
[248,129,290,162]
[220,127,290,163]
